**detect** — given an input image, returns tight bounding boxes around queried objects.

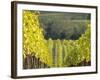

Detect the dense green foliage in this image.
[23,11,52,66]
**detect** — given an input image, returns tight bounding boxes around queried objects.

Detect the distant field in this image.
[39,12,90,40]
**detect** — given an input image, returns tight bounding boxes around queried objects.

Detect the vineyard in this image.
[23,10,91,69]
